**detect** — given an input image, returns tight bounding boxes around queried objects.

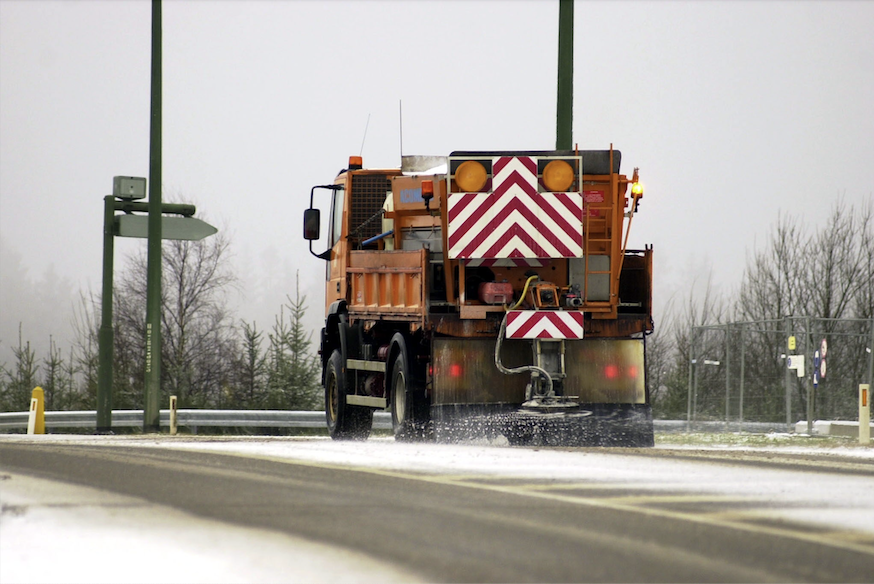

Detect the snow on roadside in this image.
[0,470,421,584]
[156,436,874,535]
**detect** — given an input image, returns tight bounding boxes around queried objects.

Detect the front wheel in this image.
[325,350,372,440]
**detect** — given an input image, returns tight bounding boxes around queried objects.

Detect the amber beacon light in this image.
[542,159,575,192]
[455,160,488,192]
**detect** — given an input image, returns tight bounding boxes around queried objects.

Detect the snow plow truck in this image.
[304,147,653,446]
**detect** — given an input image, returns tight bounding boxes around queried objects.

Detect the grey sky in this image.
[1,0,872,365]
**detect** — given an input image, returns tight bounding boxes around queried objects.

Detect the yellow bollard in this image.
[26,387,46,435]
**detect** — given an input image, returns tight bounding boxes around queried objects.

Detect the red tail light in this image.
[449,364,463,378]
[604,364,619,380]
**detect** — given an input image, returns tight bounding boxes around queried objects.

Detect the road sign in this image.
[787,355,805,377]
[788,336,796,351]
[116,215,217,241]
[820,338,828,358]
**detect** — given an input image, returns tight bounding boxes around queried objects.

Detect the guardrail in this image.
[0,409,811,434]
[0,409,393,433]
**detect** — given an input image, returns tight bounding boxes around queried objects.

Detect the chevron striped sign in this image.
[465,258,545,268]
[506,310,584,339]
[448,157,583,259]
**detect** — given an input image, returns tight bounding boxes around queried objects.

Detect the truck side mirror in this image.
[303,208,320,240]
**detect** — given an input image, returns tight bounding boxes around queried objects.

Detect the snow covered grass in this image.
[656,430,871,450]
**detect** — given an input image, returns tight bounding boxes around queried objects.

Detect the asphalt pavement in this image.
[1,438,873,583]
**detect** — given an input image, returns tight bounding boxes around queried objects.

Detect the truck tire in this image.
[325,350,372,440]
[390,352,430,441]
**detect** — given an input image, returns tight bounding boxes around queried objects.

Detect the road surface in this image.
[2,435,873,582]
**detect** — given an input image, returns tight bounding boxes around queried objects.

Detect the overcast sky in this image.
[1,0,872,365]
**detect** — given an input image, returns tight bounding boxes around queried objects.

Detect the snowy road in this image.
[2,435,873,583]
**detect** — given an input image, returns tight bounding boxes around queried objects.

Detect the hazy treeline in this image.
[648,198,874,422]
[0,234,321,413]
[4,199,872,423]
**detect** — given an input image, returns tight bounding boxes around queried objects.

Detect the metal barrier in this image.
[0,409,393,432]
[0,409,809,434]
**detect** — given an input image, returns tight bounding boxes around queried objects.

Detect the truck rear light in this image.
[455,160,488,192]
[449,364,463,378]
[603,364,639,380]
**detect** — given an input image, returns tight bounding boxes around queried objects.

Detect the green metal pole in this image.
[144,0,163,433]
[556,0,574,150]
[97,195,115,433]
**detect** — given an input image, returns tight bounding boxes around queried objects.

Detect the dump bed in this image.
[347,249,429,325]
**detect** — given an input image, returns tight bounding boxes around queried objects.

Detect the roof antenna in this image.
[359,113,371,157]
[399,100,404,157]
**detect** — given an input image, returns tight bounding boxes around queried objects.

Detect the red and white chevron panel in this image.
[448,157,583,260]
[465,258,545,268]
[506,310,584,339]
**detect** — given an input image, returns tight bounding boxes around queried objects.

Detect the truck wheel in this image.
[390,353,429,441]
[325,350,372,440]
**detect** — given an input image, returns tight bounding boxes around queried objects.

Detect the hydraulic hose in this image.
[495,277,554,399]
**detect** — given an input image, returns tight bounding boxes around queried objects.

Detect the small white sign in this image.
[787,355,805,377]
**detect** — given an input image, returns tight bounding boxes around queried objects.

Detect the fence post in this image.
[687,329,696,431]
[725,325,731,431]
[784,316,792,430]
[806,317,814,435]
[739,324,745,432]
[692,356,699,428]
[868,319,874,392]
[169,395,178,436]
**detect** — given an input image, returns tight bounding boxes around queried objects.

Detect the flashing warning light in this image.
[542,159,575,192]
[604,364,619,380]
[631,182,643,197]
[421,180,434,198]
[449,363,463,378]
[455,160,488,192]
[348,156,363,170]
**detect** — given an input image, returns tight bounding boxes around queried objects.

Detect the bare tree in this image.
[736,212,807,323]
[113,231,239,408]
[732,197,874,420]
[71,290,100,409]
[652,273,726,418]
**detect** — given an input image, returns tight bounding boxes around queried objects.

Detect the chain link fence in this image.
[687,317,874,430]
